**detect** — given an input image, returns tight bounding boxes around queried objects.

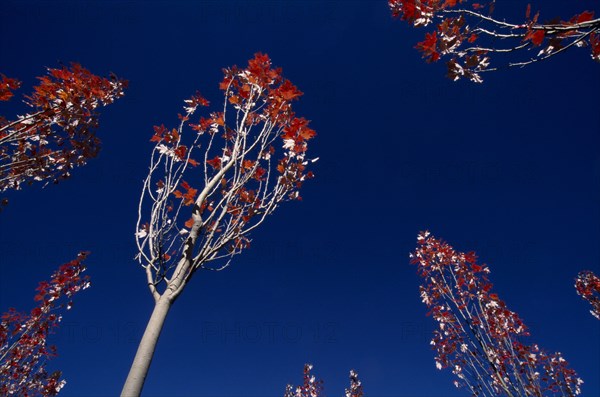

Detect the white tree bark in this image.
[120,296,172,397]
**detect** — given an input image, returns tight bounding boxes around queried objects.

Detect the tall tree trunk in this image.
[121,296,172,397]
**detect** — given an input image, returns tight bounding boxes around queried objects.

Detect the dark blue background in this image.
[1,1,599,396]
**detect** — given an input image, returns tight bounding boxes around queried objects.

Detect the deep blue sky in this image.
[1,1,599,396]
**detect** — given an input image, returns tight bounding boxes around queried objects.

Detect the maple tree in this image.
[410,231,583,397]
[283,364,363,397]
[0,64,126,204]
[388,0,600,82]
[575,270,600,320]
[0,252,90,396]
[122,53,316,396]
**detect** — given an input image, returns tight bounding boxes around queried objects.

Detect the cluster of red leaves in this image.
[575,271,600,320]
[147,53,315,268]
[219,53,315,154]
[0,252,90,396]
[522,9,600,57]
[389,0,494,81]
[0,63,127,194]
[151,124,200,167]
[0,75,21,101]
[215,55,315,253]
[410,232,583,396]
[279,117,315,186]
[173,180,198,207]
[150,125,178,144]
[389,0,600,82]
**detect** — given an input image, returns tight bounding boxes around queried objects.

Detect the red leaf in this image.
[183,187,198,206]
[190,91,209,107]
[253,167,267,181]
[572,10,595,24]
[170,128,179,142]
[300,126,316,140]
[0,75,21,101]
[174,145,187,160]
[443,0,458,8]
[219,76,233,91]
[153,125,166,136]
[213,114,224,126]
[206,156,221,170]
[525,29,545,46]
[185,217,195,228]
[151,125,167,142]
[531,30,545,46]
[278,80,303,101]
[416,32,440,62]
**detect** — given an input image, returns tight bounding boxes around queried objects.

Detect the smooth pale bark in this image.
[120,296,172,397]
[122,214,199,396]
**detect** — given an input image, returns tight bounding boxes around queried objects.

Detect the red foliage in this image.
[525,29,546,46]
[137,53,317,278]
[411,232,583,396]
[173,180,198,206]
[389,0,600,81]
[0,64,126,195]
[0,75,21,101]
[575,270,600,320]
[0,252,90,396]
[206,156,222,170]
[416,32,440,62]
